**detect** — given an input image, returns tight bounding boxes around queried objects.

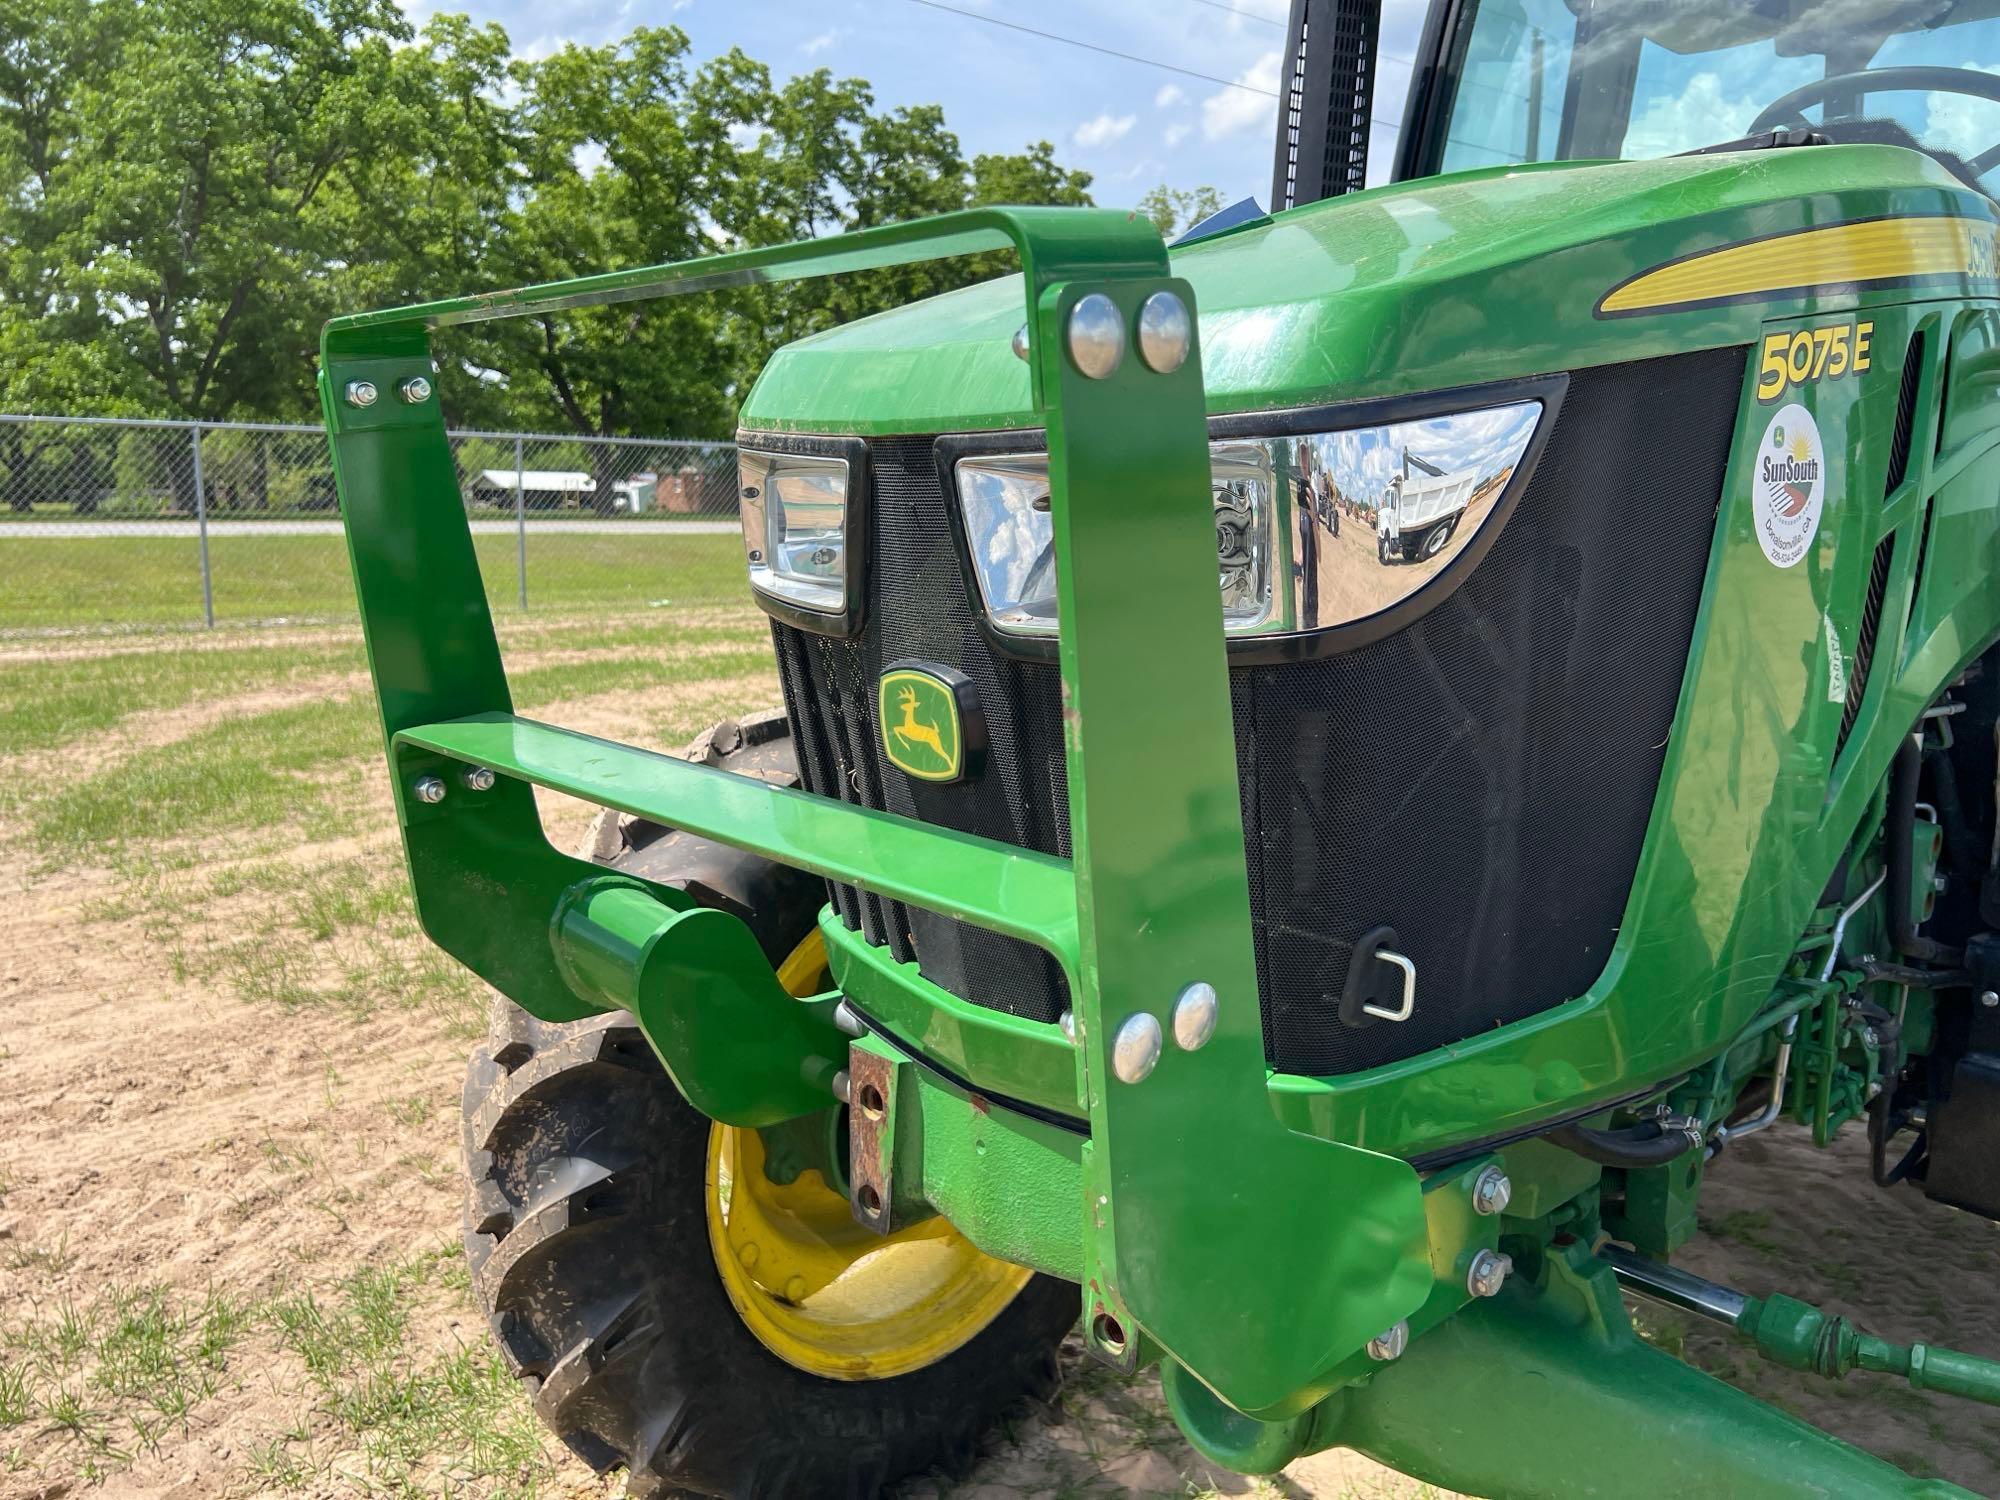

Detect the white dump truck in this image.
[1376,450,1478,564]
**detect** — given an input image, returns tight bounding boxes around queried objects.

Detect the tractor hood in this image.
[738,145,1983,436]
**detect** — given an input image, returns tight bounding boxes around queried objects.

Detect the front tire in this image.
[460,714,1076,1498]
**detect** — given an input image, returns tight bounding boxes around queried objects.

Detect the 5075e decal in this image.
[1756,320,1873,403]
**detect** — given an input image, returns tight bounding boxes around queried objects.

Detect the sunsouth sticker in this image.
[1753,403,1825,568]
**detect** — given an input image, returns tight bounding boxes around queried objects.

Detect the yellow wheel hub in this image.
[704,931,1033,1380]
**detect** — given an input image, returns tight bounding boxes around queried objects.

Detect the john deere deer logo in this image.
[879,666,968,782]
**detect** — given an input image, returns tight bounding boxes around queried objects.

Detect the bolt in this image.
[411,775,446,805]
[1136,290,1192,374]
[737,1241,758,1268]
[1466,1248,1513,1299]
[834,1001,866,1037]
[1111,1012,1163,1084]
[398,375,433,404]
[1863,1026,1882,1049]
[831,1069,852,1104]
[343,379,378,409]
[785,1275,808,1303]
[1011,323,1031,362]
[1934,874,1949,893]
[1469,1165,1512,1216]
[460,765,496,791]
[1984,990,1999,1009]
[1366,1321,1409,1362]
[1066,293,1126,380]
[1172,981,1218,1051]
[1059,1009,1076,1042]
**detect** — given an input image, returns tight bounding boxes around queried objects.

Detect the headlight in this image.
[738,447,854,620]
[952,398,1543,640]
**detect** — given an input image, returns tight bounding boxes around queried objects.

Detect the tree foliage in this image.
[0,3,1097,435]
[1137,183,1226,240]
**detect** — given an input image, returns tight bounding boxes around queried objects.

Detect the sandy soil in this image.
[4,663,2000,1497]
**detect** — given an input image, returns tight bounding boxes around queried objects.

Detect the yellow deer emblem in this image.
[890,685,949,765]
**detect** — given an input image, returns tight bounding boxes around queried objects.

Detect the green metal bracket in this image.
[323,205,1429,1418]
[1321,1244,1978,1499]
[550,876,844,1127]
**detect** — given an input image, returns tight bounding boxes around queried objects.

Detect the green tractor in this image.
[322,0,2000,1493]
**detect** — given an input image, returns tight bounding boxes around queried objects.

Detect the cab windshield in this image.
[1435,0,2000,194]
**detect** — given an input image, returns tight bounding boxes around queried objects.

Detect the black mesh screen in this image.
[1839,534,1896,756]
[773,439,1071,1024]
[771,346,1741,1074]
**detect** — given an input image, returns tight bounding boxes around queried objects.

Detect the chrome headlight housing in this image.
[738,442,865,630]
[951,397,1546,642]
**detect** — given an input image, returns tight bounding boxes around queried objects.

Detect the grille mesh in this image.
[772,347,1741,1073]
[773,440,1071,1024]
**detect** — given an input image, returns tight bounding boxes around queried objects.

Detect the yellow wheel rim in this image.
[704,931,1033,1380]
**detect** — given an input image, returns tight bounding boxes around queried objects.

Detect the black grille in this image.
[772,440,1072,1024]
[1886,330,1926,494]
[1839,534,1896,756]
[772,346,1741,1074]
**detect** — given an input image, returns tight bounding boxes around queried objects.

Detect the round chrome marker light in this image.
[1137,291,1191,374]
[1066,294,1126,380]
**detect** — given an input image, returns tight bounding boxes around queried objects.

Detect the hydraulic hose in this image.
[1547,1117,1701,1167]
[1889,735,1964,966]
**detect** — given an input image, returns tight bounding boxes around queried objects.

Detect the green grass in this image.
[0,1284,253,1465]
[20,638,776,854]
[0,637,367,754]
[0,530,746,630]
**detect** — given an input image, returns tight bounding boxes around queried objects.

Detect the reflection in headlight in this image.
[952,399,1543,639]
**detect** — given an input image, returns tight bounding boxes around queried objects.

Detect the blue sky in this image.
[394,0,1434,210]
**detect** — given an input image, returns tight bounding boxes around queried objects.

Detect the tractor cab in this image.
[1393,0,2000,196]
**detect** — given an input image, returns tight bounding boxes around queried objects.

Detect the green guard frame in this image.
[318,208,1431,1419]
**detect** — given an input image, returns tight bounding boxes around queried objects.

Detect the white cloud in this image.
[1622,71,1761,157]
[1928,64,2000,160]
[1202,50,1281,140]
[1155,84,1186,109]
[727,122,768,152]
[1165,122,1191,148]
[800,29,837,55]
[1073,111,1137,148]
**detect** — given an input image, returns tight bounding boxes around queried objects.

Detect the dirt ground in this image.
[5,630,2000,1497]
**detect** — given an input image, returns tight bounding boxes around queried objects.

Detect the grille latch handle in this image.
[1339,924,1417,1026]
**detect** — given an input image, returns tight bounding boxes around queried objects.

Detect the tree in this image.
[0,5,1098,441]
[1137,183,1227,240]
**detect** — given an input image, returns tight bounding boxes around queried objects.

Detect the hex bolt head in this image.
[1467,1248,1513,1299]
[834,1001,867,1037]
[1137,290,1192,374]
[1366,1321,1409,1362]
[399,375,434,404]
[1469,1164,1512,1216]
[1983,990,1999,1010]
[344,379,379,409]
[411,775,447,805]
[1172,981,1218,1051]
[1111,1012,1163,1084]
[1066,293,1126,380]
[1012,323,1031,362]
[460,765,496,791]
[1058,1009,1077,1043]
[831,1068,852,1104]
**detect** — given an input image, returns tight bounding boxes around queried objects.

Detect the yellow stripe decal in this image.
[1598,217,2000,316]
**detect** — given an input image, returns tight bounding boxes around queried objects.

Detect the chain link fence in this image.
[0,414,744,633]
